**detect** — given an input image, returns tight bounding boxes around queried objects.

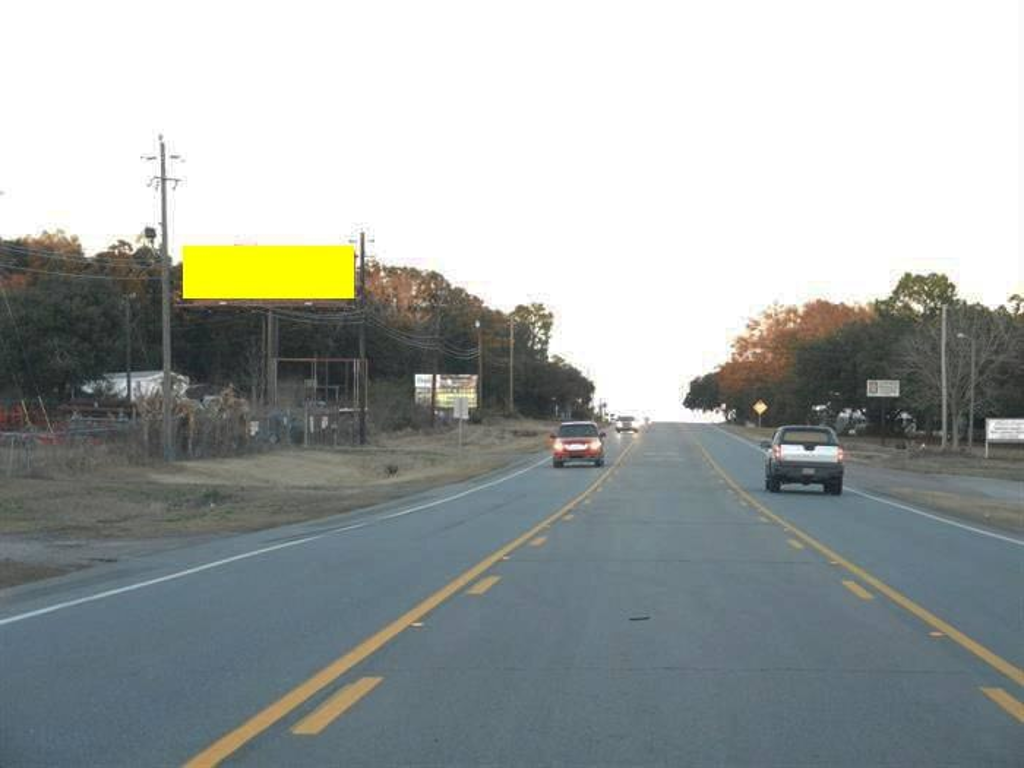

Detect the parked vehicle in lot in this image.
[762,425,844,495]
[551,421,606,467]
[615,415,638,433]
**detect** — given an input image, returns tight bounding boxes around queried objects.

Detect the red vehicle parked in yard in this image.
[550,421,606,468]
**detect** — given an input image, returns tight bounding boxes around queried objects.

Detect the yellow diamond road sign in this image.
[753,400,768,415]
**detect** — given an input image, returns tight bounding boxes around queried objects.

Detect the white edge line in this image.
[708,424,1023,548]
[0,454,550,628]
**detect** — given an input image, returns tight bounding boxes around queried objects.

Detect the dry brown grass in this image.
[883,488,1023,533]
[0,418,553,541]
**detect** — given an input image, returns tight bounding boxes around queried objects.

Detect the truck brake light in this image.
[837,447,845,462]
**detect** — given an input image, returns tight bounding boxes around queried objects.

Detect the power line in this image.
[0,260,162,281]
[0,241,156,263]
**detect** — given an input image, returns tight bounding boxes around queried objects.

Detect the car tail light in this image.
[553,439,564,451]
[772,445,782,460]
[589,438,601,449]
[837,447,845,462]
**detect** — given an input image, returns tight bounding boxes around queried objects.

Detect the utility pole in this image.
[267,311,278,406]
[158,137,175,461]
[124,294,134,418]
[475,319,483,411]
[430,305,440,429]
[144,137,181,460]
[358,231,367,445]
[507,316,514,416]
[967,333,976,451]
[940,304,948,450]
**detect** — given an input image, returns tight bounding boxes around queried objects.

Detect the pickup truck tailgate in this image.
[779,444,840,464]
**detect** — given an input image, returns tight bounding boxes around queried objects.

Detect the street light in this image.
[474,319,482,411]
[956,332,976,450]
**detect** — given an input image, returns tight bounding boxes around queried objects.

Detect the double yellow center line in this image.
[185,439,634,767]
[690,435,1024,691]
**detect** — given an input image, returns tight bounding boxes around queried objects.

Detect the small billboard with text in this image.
[414,374,478,410]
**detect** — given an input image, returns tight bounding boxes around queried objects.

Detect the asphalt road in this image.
[1,424,1021,766]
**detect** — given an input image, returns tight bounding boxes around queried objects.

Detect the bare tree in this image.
[897,304,1018,449]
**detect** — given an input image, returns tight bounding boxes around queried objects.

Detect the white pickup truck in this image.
[761,425,845,495]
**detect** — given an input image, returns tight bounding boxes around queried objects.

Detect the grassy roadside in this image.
[0,418,554,589]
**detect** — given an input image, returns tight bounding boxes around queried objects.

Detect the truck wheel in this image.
[553,459,564,469]
[768,477,781,493]
[832,479,843,495]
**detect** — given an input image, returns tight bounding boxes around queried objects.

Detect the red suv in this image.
[551,421,606,468]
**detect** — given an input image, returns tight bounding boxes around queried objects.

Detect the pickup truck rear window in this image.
[779,430,835,445]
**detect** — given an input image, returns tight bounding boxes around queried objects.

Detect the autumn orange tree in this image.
[712,300,872,424]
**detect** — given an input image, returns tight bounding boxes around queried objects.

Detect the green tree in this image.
[511,303,554,359]
[875,272,958,319]
[683,372,720,412]
[0,276,123,399]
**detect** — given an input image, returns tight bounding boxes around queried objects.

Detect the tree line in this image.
[0,231,595,423]
[683,273,1023,446]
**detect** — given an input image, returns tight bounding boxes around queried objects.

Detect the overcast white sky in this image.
[1,1,1018,420]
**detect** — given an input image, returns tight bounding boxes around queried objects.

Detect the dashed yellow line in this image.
[184,439,637,767]
[291,677,383,736]
[690,435,1024,689]
[980,687,1024,724]
[466,575,500,595]
[563,514,575,521]
[529,536,548,547]
[842,580,874,601]
[787,539,805,550]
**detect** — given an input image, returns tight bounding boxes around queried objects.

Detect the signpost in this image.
[753,400,768,428]
[984,418,1024,459]
[453,396,470,451]
[866,380,900,445]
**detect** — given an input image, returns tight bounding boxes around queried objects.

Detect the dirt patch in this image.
[0,560,78,590]
[884,488,1023,534]
[0,418,554,589]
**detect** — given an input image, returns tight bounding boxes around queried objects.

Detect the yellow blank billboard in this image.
[182,245,356,301]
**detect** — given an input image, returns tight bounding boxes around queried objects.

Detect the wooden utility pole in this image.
[967,334,976,450]
[940,304,948,449]
[475,319,483,410]
[158,136,173,461]
[507,316,514,416]
[144,135,181,461]
[358,231,367,444]
[124,294,133,417]
[430,306,440,428]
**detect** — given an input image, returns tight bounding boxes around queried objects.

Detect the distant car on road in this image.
[551,421,606,468]
[615,415,639,433]
[762,425,844,495]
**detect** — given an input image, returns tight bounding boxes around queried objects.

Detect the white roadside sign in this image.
[452,396,470,421]
[986,418,1024,442]
[984,418,1024,458]
[866,379,900,398]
